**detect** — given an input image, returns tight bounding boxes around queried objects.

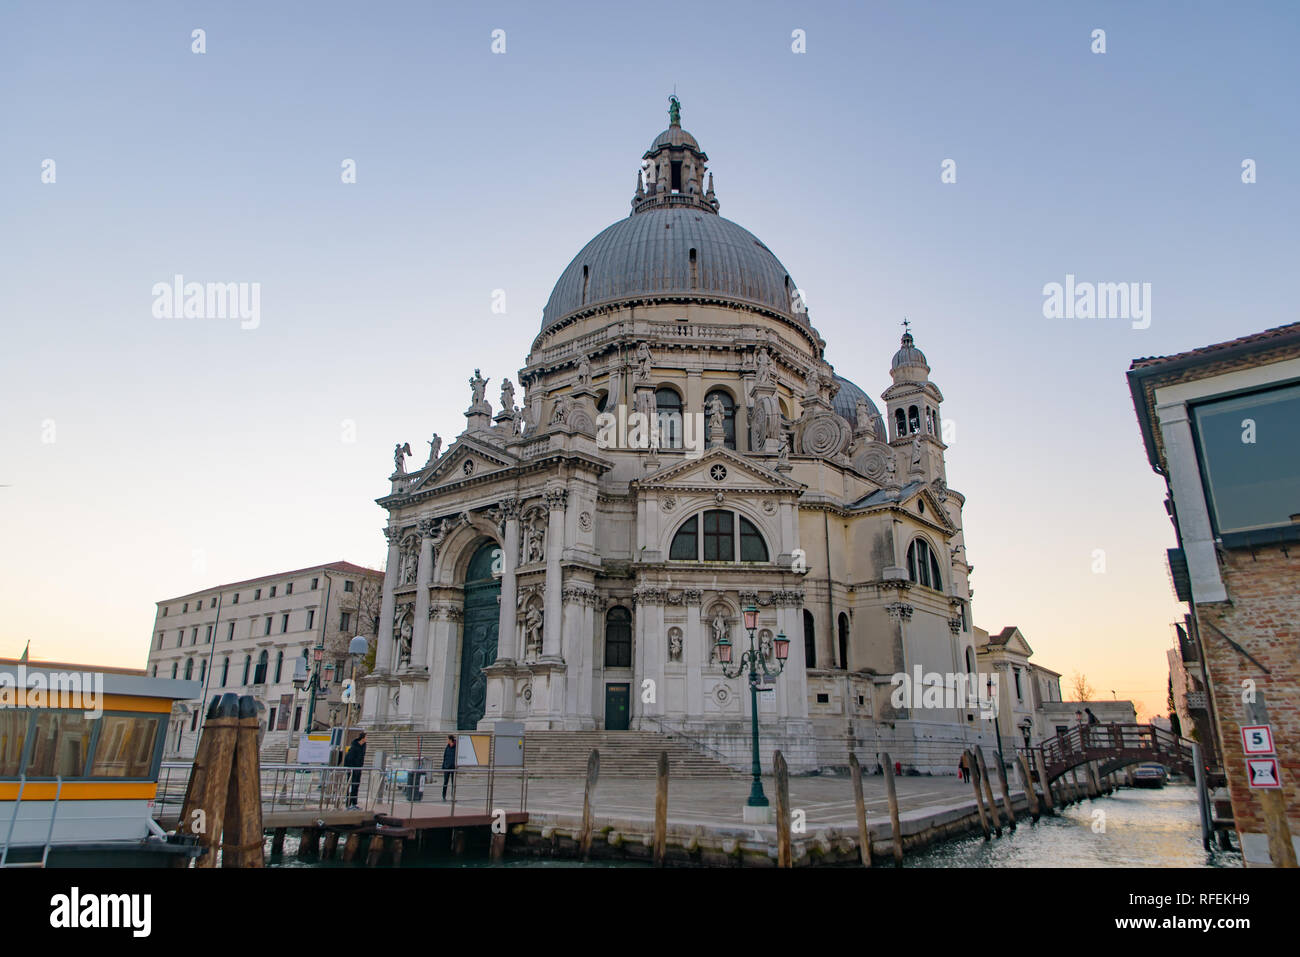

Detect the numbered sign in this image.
[1241,725,1274,755]
[1247,757,1280,789]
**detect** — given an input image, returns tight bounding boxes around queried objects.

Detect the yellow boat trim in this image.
[0,781,160,801]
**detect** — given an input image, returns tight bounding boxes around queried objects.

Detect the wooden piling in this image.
[194,706,239,868]
[849,753,871,867]
[579,748,600,862]
[490,831,506,862]
[881,751,904,865]
[774,750,792,868]
[1033,750,1056,812]
[366,834,385,867]
[994,758,1017,830]
[322,830,340,860]
[967,749,991,839]
[271,828,287,856]
[173,697,220,865]
[974,749,1002,836]
[653,751,668,868]
[229,704,264,867]
[342,832,361,863]
[1016,754,1040,822]
[298,827,320,859]
[389,837,404,867]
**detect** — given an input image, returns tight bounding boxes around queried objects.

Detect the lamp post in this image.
[339,635,369,757]
[714,605,790,823]
[293,642,329,732]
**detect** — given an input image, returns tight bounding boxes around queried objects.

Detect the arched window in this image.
[242,654,251,686]
[170,662,178,679]
[704,388,736,449]
[184,658,194,680]
[670,510,769,563]
[199,659,207,684]
[596,390,610,413]
[151,664,157,678]
[221,656,229,687]
[803,610,816,668]
[894,409,906,439]
[605,607,632,668]
[908,405,920,434]
[655,386,683,449]
[255,649,269,684]
[906,538,944,591]
[275,649,284,683]
[837,613,850,670]
[965,646,976,674]
[926,407,937,435]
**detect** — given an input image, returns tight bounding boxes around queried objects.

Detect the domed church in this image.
[360,100,983,772]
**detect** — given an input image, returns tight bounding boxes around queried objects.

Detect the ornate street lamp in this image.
[715,605,789,822]
[293,641,329,732]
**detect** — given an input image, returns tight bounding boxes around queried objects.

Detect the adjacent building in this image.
[145,561,383,759]
[1129,321,1300,867]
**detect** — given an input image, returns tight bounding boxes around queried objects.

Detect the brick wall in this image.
[1196,543,1300,845]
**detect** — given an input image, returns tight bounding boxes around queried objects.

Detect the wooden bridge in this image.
[1025,723,1193,784]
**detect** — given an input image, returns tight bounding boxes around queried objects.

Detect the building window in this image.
[182,603,188,613]
[343,580,354,593]
[803,609,816,669]
[205,625,212,643]
[704,388,736,449]
[177,630,183,648]
[908,405,920,434]
[965,647,975,674]
[1013,668,1022,702]
[227,621,235,641]
[670,510,769,564]
[286,582,293,595]
[281,614,289,634]
[311,578,319,590]
[293,707,303,732]
[190,628,198,645]
[340,612,352,632]
[605,607,632,668]
[156,632,163,649]
[199,659,207,684]
[837,613,850,670]
[264,617,272,636]
[254,589,261,600]
[184,658,193,681]
[211,597,218,609]
[275,650,284,683]
[306,609,315,630]
[170,663,178,679]
[163,607,168,617]
[221,657,229,687]
[255,650,268,684]
[240,655,252,685]
[151,664,157,677]
[906,538,943,591]
[267,707,277,732]
[233,593,239,605]
[894,409,906,439]
[655,387,684,449]
[270,586,277,598]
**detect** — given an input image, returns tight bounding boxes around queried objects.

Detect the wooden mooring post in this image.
[994,758,1017,830]
[974,749,1003,836]
[774,750,792,868]
[967,749,991,840]
[1034,749,1055,813]
[578,749,600,861]
[881,751,904,865]
[653,751,669,867]
[1016,754,1040,822]
[848,753,871,867]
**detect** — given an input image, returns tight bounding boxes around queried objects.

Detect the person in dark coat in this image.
[441,735,457,800]
[344,732,367,809]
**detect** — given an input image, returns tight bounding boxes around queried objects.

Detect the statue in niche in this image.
[777,432,790,468]
[711,609,729,645]
[577,354,592,388]
[500,378,516,414]
[394,609,413,665]
[760,631,773,661]
[399,536,419,585]
[755,347,772,385]
[706,393,725,433]
[524,605,544,659]
[550,395,570,426]
[425,433,442,465]
[669,630,683,662]
[469,368,489,406]
[523,515,546,565]
[911,435,923,469]
[635,341,653,381]
[393,442,411,474]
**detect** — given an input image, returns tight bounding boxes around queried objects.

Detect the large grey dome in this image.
[540,206,804,334]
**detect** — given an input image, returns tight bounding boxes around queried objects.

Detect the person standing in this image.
[958,750,971,784]
[344,731,367,809]
[441,734,457,801]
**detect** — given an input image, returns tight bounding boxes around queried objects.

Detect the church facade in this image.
[359,101,988,772]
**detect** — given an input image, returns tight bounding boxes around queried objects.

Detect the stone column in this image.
[409,517,437,671]
[542,486,567,659]
[375,526,402,673]
[496,499,521,663]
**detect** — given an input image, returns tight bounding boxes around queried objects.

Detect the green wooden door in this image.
[457,542,501,730]
[604,683,630,731]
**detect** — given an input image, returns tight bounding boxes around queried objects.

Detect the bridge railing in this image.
[1023,723,1194,781]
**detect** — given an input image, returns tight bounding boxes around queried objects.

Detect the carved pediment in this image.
[404,438,517,496]
[633,447,804,494]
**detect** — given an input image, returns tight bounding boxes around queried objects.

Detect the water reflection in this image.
[905,784,1241,868]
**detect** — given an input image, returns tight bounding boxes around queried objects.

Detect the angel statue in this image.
[393,442,412,474]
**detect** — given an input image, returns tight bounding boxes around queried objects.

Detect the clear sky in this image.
[3,1,1297,718]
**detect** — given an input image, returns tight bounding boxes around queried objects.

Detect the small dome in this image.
[649,126,701,152]
[891,332,929,372]
[831,374,884,441]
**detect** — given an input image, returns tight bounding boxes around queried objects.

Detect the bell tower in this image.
[632,95,718,214]
[883,322,947,483]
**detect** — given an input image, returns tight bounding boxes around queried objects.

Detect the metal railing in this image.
[1,775,63,868]
[156,762,395,820]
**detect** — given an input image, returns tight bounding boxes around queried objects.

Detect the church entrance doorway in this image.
[457,541,500,730]
[604,683,630,731]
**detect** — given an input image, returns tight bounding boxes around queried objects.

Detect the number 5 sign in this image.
[1241,725,1274,755]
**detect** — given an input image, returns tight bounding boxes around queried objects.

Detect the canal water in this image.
[269,784,1240,868]
[905,784,1241,868]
